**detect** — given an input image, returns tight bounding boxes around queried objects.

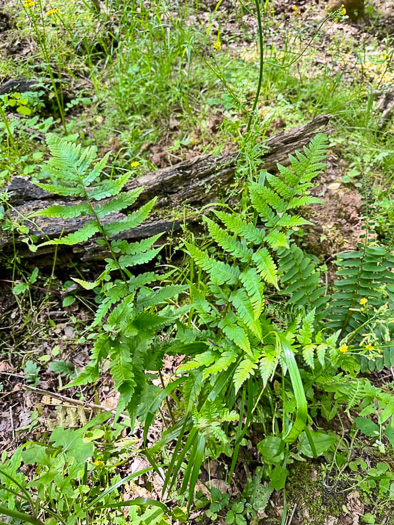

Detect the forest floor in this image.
[0,1,393,524]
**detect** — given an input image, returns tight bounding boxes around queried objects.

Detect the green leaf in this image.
[298,431,337,457]
[257,436,284,464]
[277,333,308,443]
[355,417,380,437]
[50,427,94,462]
[270,465,288,490]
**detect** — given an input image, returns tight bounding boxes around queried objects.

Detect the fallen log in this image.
[0,115,332,267]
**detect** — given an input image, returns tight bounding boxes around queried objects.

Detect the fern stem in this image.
[79,175,130,284]
[246,0,264,134]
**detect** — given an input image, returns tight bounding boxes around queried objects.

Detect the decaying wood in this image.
[0,115,332,266]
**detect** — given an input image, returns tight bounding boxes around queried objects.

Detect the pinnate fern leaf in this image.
[252,248,279,289]
[234,354,259,392]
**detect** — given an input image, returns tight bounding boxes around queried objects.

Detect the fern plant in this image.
[147,134,334,504]
[183,133,330,393]
[328,245,394,339]
[32,135,187,421]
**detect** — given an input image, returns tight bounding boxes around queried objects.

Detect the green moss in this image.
[286,462,346,525]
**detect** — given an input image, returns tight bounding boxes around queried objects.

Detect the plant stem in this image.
[0,505,45,525]
[246,0,264,134]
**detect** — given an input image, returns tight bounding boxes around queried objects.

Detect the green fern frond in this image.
[214,210,265,244]
[230,289,262,338]
[110,341,136,409]
[34,182,84,198]
[297,309,316,345]
[290,133,328,183]
[275,214,311,228]
[103,199,157,236]
[137,285,188,309]
[252,248,279,289]
[278,245,327,310]
[114,247,162,270]
[205,218,253,262]
[31,202,92,219]
[249,182,277,224]
[219,313,251,354]
[265,229,289,250]
[302,344,315,369]
[233,354,259,392]
[88,173,130,200]
[185,243,240,285]
[178,351,217,372]
[112,234,162,256]
[40,221,100,246]
[41,134,97,186]
[328,245,394,337]
[259,345,278,386]
[265,172,295,200]
[202,350,238,379]
[95,188,144,218]
[239,268,264,319]
[288,196,323,209]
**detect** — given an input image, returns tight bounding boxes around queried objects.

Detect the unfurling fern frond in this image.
[328,245,394,338]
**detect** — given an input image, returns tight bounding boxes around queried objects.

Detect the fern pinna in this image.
[32,135,187,421]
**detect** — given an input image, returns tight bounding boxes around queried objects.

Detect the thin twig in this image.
[9,405,15,441]
[23,384,131,421]
[286,503,297,525]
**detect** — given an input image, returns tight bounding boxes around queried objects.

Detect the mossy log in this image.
[0,115,332,267]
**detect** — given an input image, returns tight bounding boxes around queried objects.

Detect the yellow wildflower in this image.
[339,344,348,353]
[334,17,339,23]
[46,8,59,15]
[360,298,368,305]
[291,5,301,16]
[24,0,37,7]
[365,344,374,351]
[131,161,140,167]
[340,4,346,15]
[93,460,105,466]
[213,39,221,52]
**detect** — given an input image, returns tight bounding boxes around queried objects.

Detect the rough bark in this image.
[0,115,332,267]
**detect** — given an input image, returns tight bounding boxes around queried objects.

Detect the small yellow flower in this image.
[213,40,221,52]
[340,4,346,15]
[131,161,140,167]
[334,17,339,23]
[339,344,348,353]
[365,344,374,351]
[291,5,301,16]
[93,460,105,466]
[46,8,59,15]
[360,298,368,305]
[24,0,37,7]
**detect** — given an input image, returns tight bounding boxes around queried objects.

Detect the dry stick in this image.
[23,384,131,421]
[286,503,297,525]
[9,405,15,440]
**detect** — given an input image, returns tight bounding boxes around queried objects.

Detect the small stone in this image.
[327,182,341,191]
